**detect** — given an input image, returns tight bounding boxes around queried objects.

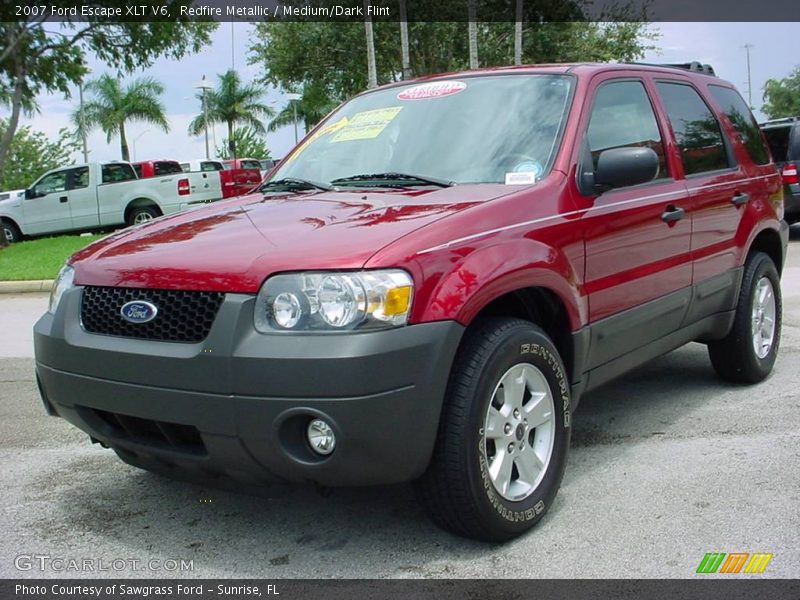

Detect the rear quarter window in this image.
[102,164,137,183]
[708,85,770,165]
[761,126,791,163]
[154,162,184,176]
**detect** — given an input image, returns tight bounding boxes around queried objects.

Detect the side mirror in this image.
[25,188,35,200]
[593,147,659,192]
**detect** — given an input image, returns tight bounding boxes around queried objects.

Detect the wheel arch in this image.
[124,198,162,224]
[417,238,585,384]
[748,225,784,274]
[0,215,23,236]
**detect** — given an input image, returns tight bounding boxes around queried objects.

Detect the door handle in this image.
[731,192,749,207]
[661,205,685,223]
[59,196,68,203]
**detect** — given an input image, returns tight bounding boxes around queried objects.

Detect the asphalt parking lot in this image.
[1,235,799,579]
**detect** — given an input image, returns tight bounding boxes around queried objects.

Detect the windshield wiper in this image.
[331,172,454,188]
[261,177,336,193]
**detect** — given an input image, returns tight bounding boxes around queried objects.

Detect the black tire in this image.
[415,317,571,542]
[127,206,160,227]
[2,219,22,244]
[708,251,781,383]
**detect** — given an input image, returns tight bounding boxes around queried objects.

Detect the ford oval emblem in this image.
[120,300,158,324]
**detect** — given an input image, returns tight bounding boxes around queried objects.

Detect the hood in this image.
[0,190,24,207]
[71,185,511,291]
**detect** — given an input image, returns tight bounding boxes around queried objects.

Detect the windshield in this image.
[272,74,573,186]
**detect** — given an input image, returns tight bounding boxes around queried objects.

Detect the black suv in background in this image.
[760,117,800,224]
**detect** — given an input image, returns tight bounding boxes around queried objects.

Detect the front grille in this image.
[81,286,224,343]
[82,407,207,455]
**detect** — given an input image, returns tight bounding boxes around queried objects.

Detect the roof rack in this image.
[632,61,717,76]
[760,116,799,126]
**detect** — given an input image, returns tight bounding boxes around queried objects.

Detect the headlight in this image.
[254,270,413,332]
[48,264,74,314]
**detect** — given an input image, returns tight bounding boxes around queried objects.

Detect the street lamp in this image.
[194,76,214,159]
[131,129,151,162]
[285,92,301,145]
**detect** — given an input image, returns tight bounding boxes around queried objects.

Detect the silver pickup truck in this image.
[0,161,219,243]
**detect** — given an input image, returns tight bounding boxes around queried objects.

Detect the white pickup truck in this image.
[0,161,217,243]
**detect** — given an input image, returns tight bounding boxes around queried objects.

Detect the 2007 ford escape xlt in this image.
[34,63,788,542]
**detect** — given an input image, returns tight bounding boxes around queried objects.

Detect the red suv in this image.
[34,63,788,542]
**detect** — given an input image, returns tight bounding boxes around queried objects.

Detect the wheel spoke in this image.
[523,392,552,428]
[499,368,526,409]
[488,448,514,496]
[515,450,543,486]
[484,406,506,440]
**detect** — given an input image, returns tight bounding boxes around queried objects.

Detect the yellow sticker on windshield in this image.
[331,107,403,143]
[284,115,350,163]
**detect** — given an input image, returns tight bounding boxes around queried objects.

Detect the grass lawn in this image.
[0,234,104,281]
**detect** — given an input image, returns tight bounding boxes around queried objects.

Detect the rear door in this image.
[653,80,744,284]
[65,166,99,229]
[22,169,71,234]
[575,75,693,369]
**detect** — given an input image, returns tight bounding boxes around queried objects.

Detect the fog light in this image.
[307,418,336,456]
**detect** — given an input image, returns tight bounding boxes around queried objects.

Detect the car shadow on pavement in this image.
[30,345,739,576]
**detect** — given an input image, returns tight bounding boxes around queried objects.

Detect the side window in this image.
[586,80,667,179]
[708,85,770,165]
[102,164,137,184]
[132,164,144,178]
[68,167,90,190]
[34,171,68,196]
[656,82,731,175]
[154,162,183,176]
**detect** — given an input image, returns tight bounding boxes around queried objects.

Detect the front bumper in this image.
[34,287,464,486]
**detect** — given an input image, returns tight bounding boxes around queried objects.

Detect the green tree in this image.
[72,74,169,161]
[763,67,800,119]
[188,70,275,159]
[0,10,216,179]
[216,127,272,160]
[249,9,656,112]
[0,118,79,191]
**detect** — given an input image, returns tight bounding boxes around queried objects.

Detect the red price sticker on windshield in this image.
[397,81,466,100]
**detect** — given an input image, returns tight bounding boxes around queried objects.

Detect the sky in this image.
[1,22,797,166]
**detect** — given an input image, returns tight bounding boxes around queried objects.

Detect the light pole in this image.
[131,129,151,162]
[285,92,301,145]
[743,44,754,108]
[194,76,214,159]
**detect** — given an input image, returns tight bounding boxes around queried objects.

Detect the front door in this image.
[573,76,693,370]
[23,169,71,235]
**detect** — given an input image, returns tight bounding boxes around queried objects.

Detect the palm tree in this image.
[399,0,411,79]
[73,74,169,162]
[364,0,378,89]
[468,0,479,69]
[514,0,523,65]
[188,70,275,159]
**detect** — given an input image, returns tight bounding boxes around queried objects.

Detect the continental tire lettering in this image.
[520,342,571,429]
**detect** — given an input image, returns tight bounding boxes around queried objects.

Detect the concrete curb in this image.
[0,280,53,294]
